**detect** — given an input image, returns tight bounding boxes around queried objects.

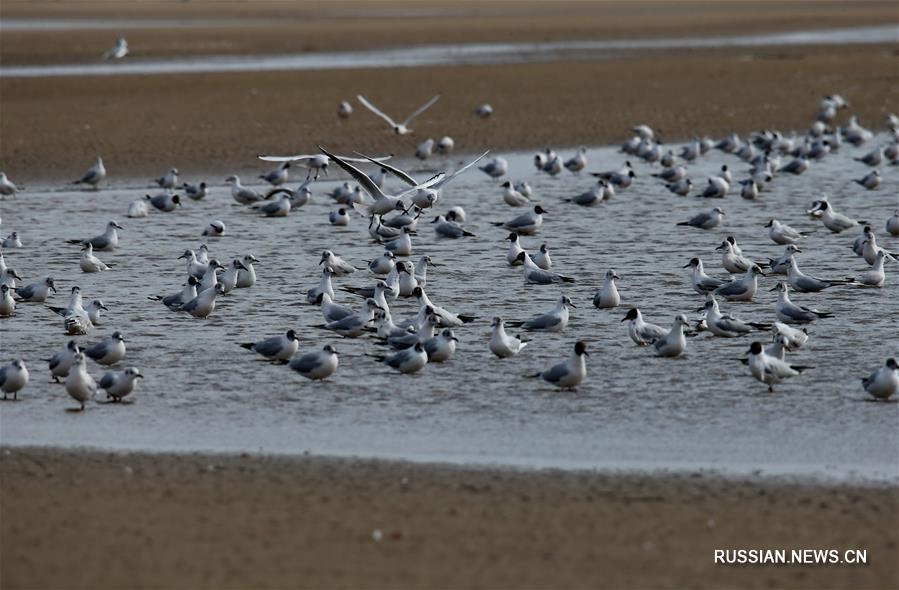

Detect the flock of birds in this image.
[1,91,898,410]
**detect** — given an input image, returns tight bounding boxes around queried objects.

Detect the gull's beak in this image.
[682,262,692,268]
[583,351,590,356]
[114,223,124,229]
[50,285,57,293]
[612,274,621,280]
[429,261,439,267]
[177,253,188,259]
[569,302,577,308]
[101,304,109,311]
[450,336,460,342]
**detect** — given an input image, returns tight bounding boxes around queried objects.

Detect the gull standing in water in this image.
[98,367,143,402]
[677,207,724,230]
[0,360,29,400]
[564,147,588,173]
[153,168,179,191]
[530,341,588,390]
[432,215,475,238]
[479,157,509,178]
[48,340,80,383]
[148,277,199,308]
[424,329,458,362]
[127,199,149,218]
[506,233,525,266]
[251,194,291,217]
[2,233,22,248]
[502,181,530,207]
[330,208,350,226]
[240,330,300,363]
[507,296,574,332]
[514,251,575,285]
[73,157,106,189]
[316,292,355,323]
[202,221,226,237]
[621,308,666,345]
[862,358,898,400]
[683,257,729,294]
[317,299,382,337]
[80,243,112,273]
[716,240,757,274]
[702,297,769,337]
[14,277,56,302]
[225,176,265,204]
[773,322,809,349]
[236,254,258,288]
[182,181,209,200]
[373,343,429,374]
[489,317,528,358]
[260,162,290,186]
[0,285,14,316]
[886,210,899,237]
[743,341,811,392]
[771,282,833,323]
[786,257,853,292]
[765,219,810,245]
[809,200,865,233]
[858,250,892,287]
[356,94,440,135]
[653,315,690,357]
[67,220,122,251]
[84,331,126,366]
[65,353,97,410]
[180,283,226,318]
[593,270,621,308]
[493,205,546,235]
[289,345,339,380]
[320,250,357,276]
[713,265,764,301]
[49,286,92,335]
[0,173,19,198]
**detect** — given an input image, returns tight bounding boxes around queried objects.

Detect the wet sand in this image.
[1,448,896,589]
[2,44,897,183]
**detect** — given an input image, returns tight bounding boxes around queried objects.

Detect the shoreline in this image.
[2,446,897,589]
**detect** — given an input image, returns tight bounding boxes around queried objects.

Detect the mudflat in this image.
[1,448,896,589]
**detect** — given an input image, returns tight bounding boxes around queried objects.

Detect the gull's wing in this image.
[319,146,388,201]
[395,172,446,198]
[357,95,398,128]
[434,150,490,189]
[401,94,440,126]
[258,154,317,163]
[353,152,419,187]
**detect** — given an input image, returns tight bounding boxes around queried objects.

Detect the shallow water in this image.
[1,25,895,78]
[1,137,897,482]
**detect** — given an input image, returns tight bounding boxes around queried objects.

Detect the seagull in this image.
[98,367,143,402]
[48,340,81,383]
[770,282,833,323]
[145,193,182,212]
[424,329,458,362]
[84,331,126,366]
[530,341,588,390]
[489,317,529,358]
[316,292,355,323]
[126,199,149,218]
[436,136,454,155]
[49,286,92,335]
[501,181,530,206]
[2,232,22,248]
[702,297,769,337]
[886,210,899,237]
[85,300,108,326]
[713,265,764,301]
[853,170,881,190]
[432,215,474,238]
[479,157,509,178]
[0,268,22,289]
[621,308,666,345]
[532,244,552,270]
[240,330,300,362]
[337,100,353,120]
[387,311,438,350]
[809,200,865,233]
[0,285,14,317]
[316,299,382,337]
[373,342,429,373]
[593,270,621,308]
[493,205,546,235]
[153,168,179,190]
[515,252,575,284]
[858,250,892,287]
[356,94,440,135]
[202,221,226,237]
[182,181,209,200]
[862,358,898,400]
[415,138,434,160]
[102,37,128,60]
[767,244,803,275]
[148,276,200,308]
[564,147,588,173]
[0,173,19,199]
[683,257,729,294]
[330,208,350,226]
[739,179,759,200]
[506,232,525,266]
[179,283,226,318]
[653,315,690,357]
[234,254,258,288]
[854,147,883,167]
[743,341,810,392]
[73,157,106,189]
[475,104,493,118]
[765,219,809,245]
[289,345,339,380]
[652,165,686,182]
[251,193,292,217]
[677,207,724,230]
[197,259,225,292]
[699,176,729,198]
[564,181,604,206]
[859,231,893,265]
[14,276,56,302]
[179,249,208,279]
[786,257,853,292]
[219,259,248,293]
[591,162,635,188]
[507,295,574,332]
[368,251,397,276]
[260,162,290,186]
[411,287,475,327]
[0,360,29,400]
[225,176,265,204]
[715,240,757,274]
[67,220,122,251]
[320,250,357,276]
[772,322,809,349]
[258,150,391,181]
[382,227,414,256]
[780,156,809,175]
[65,353,96,410]
[413,255,437,288]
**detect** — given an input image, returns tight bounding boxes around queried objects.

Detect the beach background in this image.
[1,2,898,589]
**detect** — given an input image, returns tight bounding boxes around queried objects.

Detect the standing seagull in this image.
[356,94,440,135]
[677,207,724,230]
[0,173,19,199]
[0,360,29,400]
[373,342,429,374]
[103,37,128,60]
[84,331,127,366]
[743,341,810,392]
[67,220,123,251]
[240,330,300,362]
[73,157,106,189]
[770,282,833,323]
[153,168,179,190]
[14,277,56,302]
[98,367,143,402]
[862,358,898,400]
[593,270,621,308]
[289,345,340,380]
[260,162,290,186]
[683,257,729,294]
[489,317,529,358]
[48,340,81,383]
[530,341,588,390]
[653,315,690,357]
[65,353,97,410]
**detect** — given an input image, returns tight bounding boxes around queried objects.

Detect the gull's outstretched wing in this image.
[402,94,440,126]
[357,95,398,128]
[434,150,490,189]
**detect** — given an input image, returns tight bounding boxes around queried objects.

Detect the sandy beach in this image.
[1,448,896,590]
[1,1,897,181]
